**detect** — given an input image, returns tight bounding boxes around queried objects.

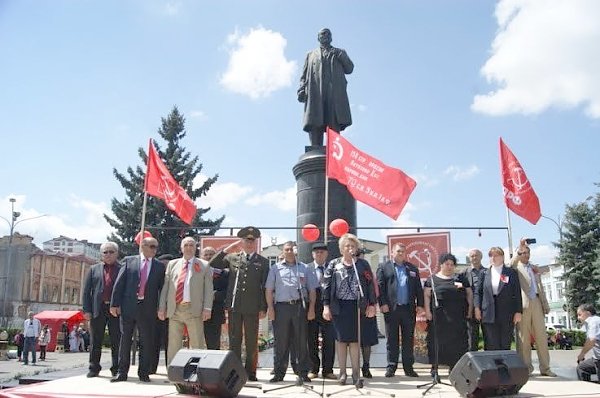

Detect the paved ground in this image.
[0,343,594,395]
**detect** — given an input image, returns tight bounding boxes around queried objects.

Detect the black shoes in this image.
[362,366,372,378]
[384,368,395,378]
[300,375,311,383]
[247,374,258,382]
[110,374,127,382]
[269,375,284,383]
[138,375,151,382]
[405,369,419,377]
[86,371,99,378]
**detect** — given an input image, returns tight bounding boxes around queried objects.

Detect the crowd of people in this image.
[17,228,597,386]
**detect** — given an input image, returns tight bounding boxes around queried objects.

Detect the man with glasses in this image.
[511,239,556,377]
[110,237,165,383]
[209,226,269,382]
[82,242,122,378]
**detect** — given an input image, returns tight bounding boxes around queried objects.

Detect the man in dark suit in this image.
[201,246,229,350]
[110,237,165,383]
[474,246,522,351]
[306,242,336,380]
[376,243,424,378]
[82,242,122,378]
[209,226,269,382]
[462,248,484,351]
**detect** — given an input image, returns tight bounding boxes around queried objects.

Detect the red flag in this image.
[144,139,197,225]
[499,138,541,224]
[326,128,416,220]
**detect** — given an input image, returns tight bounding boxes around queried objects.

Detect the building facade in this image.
[42,235,101,261]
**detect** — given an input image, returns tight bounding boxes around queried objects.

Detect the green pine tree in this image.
[559,189,600,318]
[104,106,224,256]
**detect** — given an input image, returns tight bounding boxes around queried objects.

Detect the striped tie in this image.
[175,260,189,303]
[138,259,148,299]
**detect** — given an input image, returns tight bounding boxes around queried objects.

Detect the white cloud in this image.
[189,110,207,120]
[164,1,181,16]
[443,165,480,181]
[0,194,113,246]
[380,202,420,238]
[194,175,253,211]
[245,186,296,212]
[472,0,600,118]
[220,26,297,99]
[412,173,439,188]
[530,244,559,265]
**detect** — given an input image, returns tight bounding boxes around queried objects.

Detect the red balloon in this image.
[301,224,320,242]
[329,219,349,237]
[135,230,153,245]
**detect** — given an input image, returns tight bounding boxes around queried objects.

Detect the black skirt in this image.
[332,300,359,342]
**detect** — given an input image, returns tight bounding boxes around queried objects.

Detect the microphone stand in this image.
[263,254,321,396]
[327,253,394,398]
[417,268,452,395]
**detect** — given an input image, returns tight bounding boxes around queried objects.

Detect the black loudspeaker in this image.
[167,349,247,398]
[449,350,529,397]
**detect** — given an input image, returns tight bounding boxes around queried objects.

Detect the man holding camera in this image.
[511,238,556,377]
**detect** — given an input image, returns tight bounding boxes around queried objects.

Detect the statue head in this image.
[318,28,332,46]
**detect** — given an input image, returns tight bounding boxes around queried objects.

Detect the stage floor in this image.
[1,365,599,398]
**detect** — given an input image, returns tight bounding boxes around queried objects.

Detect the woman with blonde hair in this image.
[322,233,377,386]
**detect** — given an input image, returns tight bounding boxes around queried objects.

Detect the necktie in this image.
[175,260,189,303]
[246,254,251,262]
[527,264,537,298]
[138,259,148,299]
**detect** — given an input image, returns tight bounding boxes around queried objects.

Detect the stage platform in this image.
[1,365,599,398]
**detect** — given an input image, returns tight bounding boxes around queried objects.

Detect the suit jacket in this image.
[376,260,424,311]
[474,266,523,324]
[82,261,122,318]
[322,258,377,316]
[210,267,230,324]
[111,256,165,319]
[512,262,550,314]
[159,257,213,318]
[209,251,269,314]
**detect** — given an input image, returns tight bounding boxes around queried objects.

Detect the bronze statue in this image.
[298,28,354,146]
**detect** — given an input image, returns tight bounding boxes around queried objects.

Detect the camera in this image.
[525,238,537,245]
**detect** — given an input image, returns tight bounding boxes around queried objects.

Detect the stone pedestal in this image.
[293,146,357,263]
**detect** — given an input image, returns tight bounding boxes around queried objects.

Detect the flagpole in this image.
[506,207,514,260]
[140,192,148,243]
[324,131,330,245]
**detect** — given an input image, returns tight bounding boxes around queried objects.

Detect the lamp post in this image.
[540,214,569,328]
[0,198,46,327]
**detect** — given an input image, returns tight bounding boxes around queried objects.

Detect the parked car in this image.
[546,323,566,331]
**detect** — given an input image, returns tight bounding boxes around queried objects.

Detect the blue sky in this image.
[1,0,599,265]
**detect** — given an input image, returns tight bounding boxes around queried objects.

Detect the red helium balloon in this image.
[301,224,320,242]
[135,230,153,245]
[329,219,349,237]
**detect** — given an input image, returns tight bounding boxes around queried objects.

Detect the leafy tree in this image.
[559,188,600,317]
[104,106,224,256]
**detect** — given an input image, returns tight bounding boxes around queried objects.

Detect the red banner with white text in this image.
[326,128,416,220]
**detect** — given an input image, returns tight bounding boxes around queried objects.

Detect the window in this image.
[544,284,552,302]
[556,282,564,300]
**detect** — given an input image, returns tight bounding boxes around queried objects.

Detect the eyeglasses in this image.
[147,245,158,249]
[102,250,116,254]
[243,238,256,242]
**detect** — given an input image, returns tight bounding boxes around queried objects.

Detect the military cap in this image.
[237,226,261,240]
[312,242,328,251]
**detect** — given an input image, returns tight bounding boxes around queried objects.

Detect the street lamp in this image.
[0,198,47,327]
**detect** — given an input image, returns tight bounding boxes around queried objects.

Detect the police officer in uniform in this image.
[209,226,269,382]
[266,241,317,382]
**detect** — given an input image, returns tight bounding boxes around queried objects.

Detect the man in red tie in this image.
[110,237,165,383]
[159,237,213,365]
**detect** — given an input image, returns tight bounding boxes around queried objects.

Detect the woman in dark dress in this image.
[424,253,472,378]
[356,247,379,378]
[323,233,377,387]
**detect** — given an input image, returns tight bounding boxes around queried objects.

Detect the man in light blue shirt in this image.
[23,311,41,365]
[576,303,600,382]
[266,241,318,383]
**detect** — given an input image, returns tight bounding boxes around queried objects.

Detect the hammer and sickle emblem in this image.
[332,136,343,161]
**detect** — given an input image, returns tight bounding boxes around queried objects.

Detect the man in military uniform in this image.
[209,226,269,381]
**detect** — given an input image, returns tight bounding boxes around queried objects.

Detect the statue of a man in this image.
[298,28,354,146]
